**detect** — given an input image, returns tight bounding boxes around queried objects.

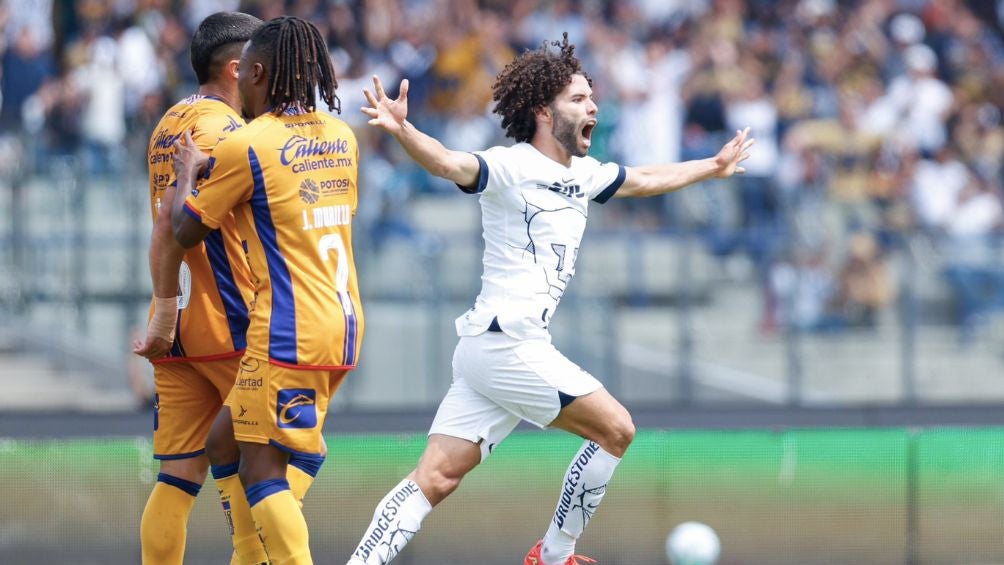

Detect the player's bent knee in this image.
[159,456,209,485]
[617,418,637,449]
[414,466,464,502]
[205,428,239,466]
[237,444,289,487]
[602,416,636,456]
[205,409,238,466]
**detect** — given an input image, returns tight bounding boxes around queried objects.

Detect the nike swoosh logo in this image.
[561,177,574,183]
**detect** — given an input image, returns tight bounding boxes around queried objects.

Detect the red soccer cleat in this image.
[524,540,597,564]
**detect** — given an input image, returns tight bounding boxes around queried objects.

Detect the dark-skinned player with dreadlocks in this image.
[133,12,278,565]
[344,34,753,565]
[168,16,363,565]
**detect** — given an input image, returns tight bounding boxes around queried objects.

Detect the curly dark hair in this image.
[491,33,591,143]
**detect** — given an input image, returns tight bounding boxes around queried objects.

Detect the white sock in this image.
[347,478,432,565]
[541,441,621,565]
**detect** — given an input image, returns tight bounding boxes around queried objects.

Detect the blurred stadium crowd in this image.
[1,0,1003,338]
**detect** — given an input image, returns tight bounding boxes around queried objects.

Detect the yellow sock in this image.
[287,452,324,508]
[140,473,201,565]
[247,478,312,565]
[212,463,269,565]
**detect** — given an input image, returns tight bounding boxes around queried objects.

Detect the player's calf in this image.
[540,440,623,564]
[140,469,204,565]
[346,478,431,565]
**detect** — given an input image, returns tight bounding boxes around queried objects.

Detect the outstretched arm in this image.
[361,75,481,188]
[616,127,755,198]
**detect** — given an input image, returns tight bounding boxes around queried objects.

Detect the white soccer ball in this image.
[666,521,720,565]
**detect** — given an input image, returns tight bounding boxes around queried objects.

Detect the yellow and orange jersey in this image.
[182,108,364,370]
[147,94,254,363]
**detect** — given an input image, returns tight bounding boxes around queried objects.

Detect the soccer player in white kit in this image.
[346,34,754,565]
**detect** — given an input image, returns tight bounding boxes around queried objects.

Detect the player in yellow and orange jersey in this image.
[167,16,363,565]
[134,12,334,565]
[132,12,266,565]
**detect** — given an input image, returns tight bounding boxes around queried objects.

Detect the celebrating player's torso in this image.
[147,95,253,362]
[456,142,625,340]
[182,108,364,369]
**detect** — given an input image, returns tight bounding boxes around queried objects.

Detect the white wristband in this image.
[148,296,179,341]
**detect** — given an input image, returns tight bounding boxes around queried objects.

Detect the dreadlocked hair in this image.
[248,16,340,115]
[491,32,590,143]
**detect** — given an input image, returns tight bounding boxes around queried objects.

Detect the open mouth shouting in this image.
[580,120,597,149]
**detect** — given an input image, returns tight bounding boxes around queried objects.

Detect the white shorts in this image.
[429,331,603,461]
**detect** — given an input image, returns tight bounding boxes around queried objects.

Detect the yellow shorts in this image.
[226,356,348,455]
[152,356,241,459]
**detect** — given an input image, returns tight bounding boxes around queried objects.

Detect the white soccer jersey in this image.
[455,142,626,340]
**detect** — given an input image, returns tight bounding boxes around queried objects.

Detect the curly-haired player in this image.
[345,34,753,565]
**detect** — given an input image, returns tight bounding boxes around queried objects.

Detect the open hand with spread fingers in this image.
[361,75,410,136]
[714,126,756,178]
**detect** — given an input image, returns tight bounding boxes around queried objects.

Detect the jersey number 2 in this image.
[318,234,355,315]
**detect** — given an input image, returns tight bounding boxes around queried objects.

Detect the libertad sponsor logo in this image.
[553,441,600,529]
[354,481,421,561]
[236,376,262,389]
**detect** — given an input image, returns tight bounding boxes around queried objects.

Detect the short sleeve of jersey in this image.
[183,135,253,230]
[192,109,240,153]
[458,145,516,195]
[580,157,626,204]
